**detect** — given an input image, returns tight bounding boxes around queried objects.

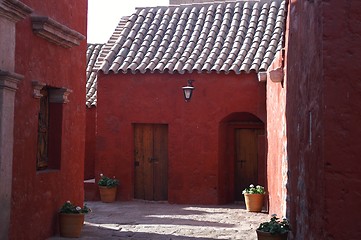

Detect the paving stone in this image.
[48,201,269,240]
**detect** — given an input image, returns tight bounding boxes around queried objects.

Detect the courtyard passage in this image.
[49,201,269,240]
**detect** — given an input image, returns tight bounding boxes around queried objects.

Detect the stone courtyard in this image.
[49,201,270,240]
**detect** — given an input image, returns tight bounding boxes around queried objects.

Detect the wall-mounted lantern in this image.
[182,80,195,102]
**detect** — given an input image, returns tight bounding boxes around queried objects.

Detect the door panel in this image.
[152,125,168,200]
[234,129,260,201]
[134,124,153,200]
[134,124,168,201]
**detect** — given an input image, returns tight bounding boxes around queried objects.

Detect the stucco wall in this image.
[85,106,96,180]
[272,0,361,239]
[266,51,287,217]
[283,1,324,239]
[96,71,266,204]
[322,1,361,239]
[10,0,87,239]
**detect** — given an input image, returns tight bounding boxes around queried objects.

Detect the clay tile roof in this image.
[86,16,130,107]
[86,43,104,107]
[99,0,286,75]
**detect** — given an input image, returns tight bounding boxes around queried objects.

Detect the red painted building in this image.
[0,0,87,239]
[86,0,361,239]
[96,72,267,204]
[6,0,361,239]
[266,0,361,239]
[2,0,358,238]
[86,0,286,204]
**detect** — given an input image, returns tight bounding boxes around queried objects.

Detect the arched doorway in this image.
[219,112,266,203]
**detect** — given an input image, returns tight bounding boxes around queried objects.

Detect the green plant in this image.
[59,201,91,214]
[257,214,291,235]
[242,184,265,194]
[98,173,119,188]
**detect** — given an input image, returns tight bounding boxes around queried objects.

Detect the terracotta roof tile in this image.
[97,0,286,75]
[86,43,105,107]
[87,1,286,105]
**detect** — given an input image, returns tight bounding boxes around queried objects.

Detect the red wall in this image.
[285,1,324,238]
[85,106,96,180]
[96,71,266,204]
[11,0,87,239]
[268,0,361,239]
[270,0,324,239]
[266,51,288,217]
[322,1,361,239]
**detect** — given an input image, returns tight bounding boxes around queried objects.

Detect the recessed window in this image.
[36,87,49,170]
[33,82,72,171]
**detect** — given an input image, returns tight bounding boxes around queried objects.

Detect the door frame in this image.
[133,123,169,201]
[227,122,265,202]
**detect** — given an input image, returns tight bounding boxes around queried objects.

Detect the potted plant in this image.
[256,214,291,240]
[59,201,91,238]
[98,173,119,203]
[242,184,266,212]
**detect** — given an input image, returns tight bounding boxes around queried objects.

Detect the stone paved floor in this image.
[49,201,269,240]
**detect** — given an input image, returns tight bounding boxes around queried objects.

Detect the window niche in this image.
[32,81,72,171]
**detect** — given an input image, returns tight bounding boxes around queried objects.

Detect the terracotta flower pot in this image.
[59,213,84,238]
[99,186,117,203]
[244,193,264,212]
[256,230,288,240]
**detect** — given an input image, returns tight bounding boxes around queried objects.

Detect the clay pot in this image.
[59,213,84,238]
[256,230,288,240]
[244,193,264,212]
[99,186,117,203]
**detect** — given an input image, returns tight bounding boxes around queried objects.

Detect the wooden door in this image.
[234,128,260,201]
[134,124,168,201]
